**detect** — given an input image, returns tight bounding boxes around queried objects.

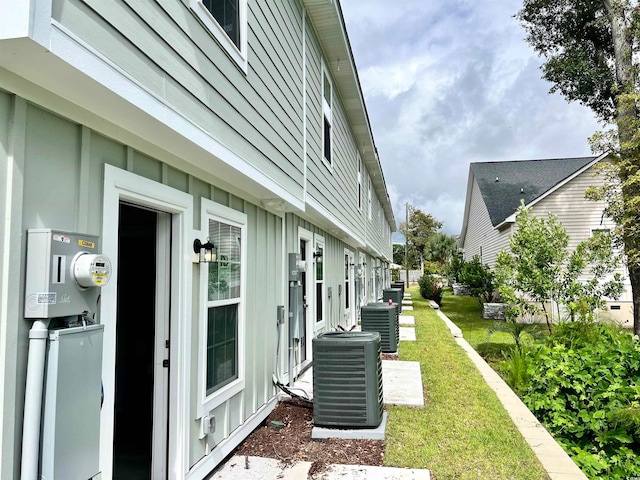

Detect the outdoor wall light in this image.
[193,238,217,263]
[313,250,323,259]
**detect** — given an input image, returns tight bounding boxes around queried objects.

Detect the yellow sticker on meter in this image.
[78,239,95,249]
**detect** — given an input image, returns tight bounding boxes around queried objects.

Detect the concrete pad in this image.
[211,455,312,479]
[399,315,415,325]
[312,412,388,440]
[400,326,416,341]
[402,305,414,311]
[382,360,424,406]
[402,299,413,305]
[321,464,430,479]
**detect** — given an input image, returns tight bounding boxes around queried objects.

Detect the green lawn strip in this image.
[383,287,548,479]
[439,291,543,368]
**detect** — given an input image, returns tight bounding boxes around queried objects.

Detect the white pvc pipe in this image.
[20,319,50,480]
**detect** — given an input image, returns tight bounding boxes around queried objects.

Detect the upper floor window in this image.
[322,67,332,165]
[368,178,372,220]
[357,155,363,211]
[191,0,248,71]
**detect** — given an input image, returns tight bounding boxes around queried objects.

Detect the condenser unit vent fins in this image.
[383,288,403,314]
[312,332,383,428]
[361,304,398,353]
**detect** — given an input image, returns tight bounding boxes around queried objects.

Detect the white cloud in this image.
[341,0,601,237]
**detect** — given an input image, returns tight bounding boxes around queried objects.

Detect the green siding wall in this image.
[52,0,304,199]
[0,95,284,474]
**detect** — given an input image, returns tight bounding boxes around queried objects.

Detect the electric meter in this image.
[24,230,112,318]
[72,253,112,289]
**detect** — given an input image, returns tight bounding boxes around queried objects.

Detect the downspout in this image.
[20,318,50,480]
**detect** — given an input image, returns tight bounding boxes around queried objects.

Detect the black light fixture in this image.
[313,250,323,259]
[193,238,217,263]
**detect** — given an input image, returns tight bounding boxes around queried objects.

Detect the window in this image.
[368,178,372,220]
[199,199,246,413]
[191,0,248,71]
[357,155,363,211]
[322,68,332,165]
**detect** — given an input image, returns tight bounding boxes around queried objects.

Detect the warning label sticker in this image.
[78,239,95,249]
[37,293,57,305]
[53,234,70,244]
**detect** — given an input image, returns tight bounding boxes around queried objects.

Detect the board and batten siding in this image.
[52,0,305,201]
[461,179,510,268]
[0,94,284,476]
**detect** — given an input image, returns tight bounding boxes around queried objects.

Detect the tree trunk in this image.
[604,0,640,335]
[630,265,640,334]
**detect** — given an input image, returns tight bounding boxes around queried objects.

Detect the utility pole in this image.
[405,202,409,288]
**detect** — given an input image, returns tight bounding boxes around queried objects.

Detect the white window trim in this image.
[357,155,363,212]
[321,63,333,170]
[197,198,248,417]
[190,0,249,73]
[368,178,372,221]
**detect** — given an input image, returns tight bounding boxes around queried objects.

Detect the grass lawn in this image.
[439,290,545,369]
[383,286,549,479]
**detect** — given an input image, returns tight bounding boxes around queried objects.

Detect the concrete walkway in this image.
[212,456,431,479]
[435,306,587,480]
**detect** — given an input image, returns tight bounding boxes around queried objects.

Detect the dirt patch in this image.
[233,399,385,475]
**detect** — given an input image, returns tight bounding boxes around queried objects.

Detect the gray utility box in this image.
[361,303,398,353]
[40,324,104,480]
[383,287,403,315]
[312,332,383,428]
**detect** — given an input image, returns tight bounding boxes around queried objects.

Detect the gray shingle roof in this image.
[471,157,597,226]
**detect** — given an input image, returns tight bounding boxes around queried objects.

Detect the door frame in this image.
[297,227,313,372]
[101,165,193,480]
[152,212,171,479]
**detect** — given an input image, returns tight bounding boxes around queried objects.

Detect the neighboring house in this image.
[0,1,395,479]
[458,154,631,323]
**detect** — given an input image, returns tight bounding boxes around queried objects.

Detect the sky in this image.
[339,0,603,240]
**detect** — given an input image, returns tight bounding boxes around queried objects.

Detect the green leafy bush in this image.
[520,323,640,477]
[458,255,495,304]
[418,274,444,305]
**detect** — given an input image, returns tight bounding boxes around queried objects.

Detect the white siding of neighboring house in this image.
[530,165,632,322]
[461,179,510,268]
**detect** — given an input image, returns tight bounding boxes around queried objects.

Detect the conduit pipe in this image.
[20,318,50,480]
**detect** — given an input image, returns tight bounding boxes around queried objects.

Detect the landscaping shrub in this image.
[418,274,444,305]
[458,255,495,304]
[520,323,640,478]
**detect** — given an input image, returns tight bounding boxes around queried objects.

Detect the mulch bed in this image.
[234,399,385,475]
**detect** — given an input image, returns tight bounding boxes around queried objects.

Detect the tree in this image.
[424,232,458,269]
[458,255,495,306]
[398,205,442,272]
[393,243,417,269]
[494,204,623,332]
[517,0,640,334]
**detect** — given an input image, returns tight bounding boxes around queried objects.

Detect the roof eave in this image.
[302,0,396,230]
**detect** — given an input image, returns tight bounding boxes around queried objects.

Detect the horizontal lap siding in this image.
[53,0,304,197]
[530,166,630,300]
[462,180,509,269]
[304,18,371,243]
